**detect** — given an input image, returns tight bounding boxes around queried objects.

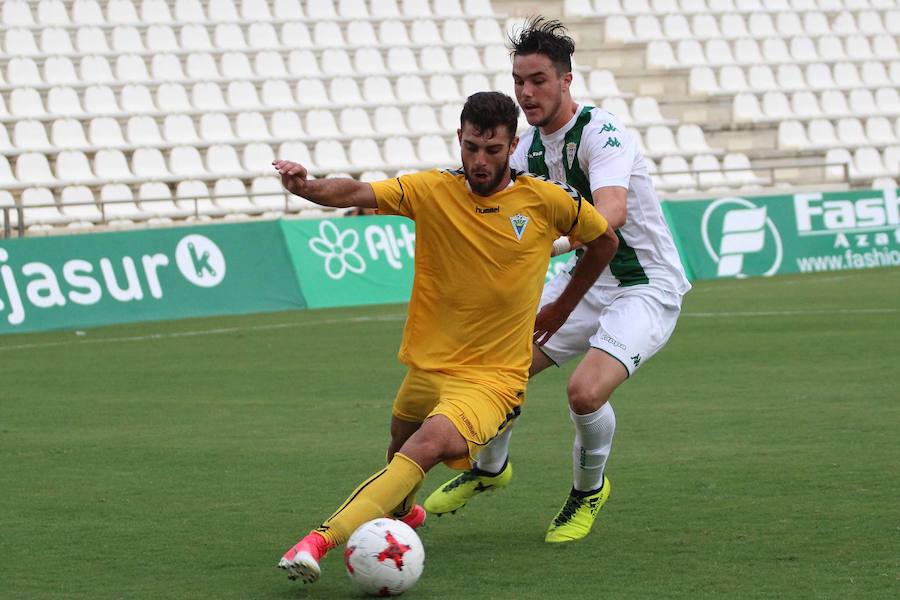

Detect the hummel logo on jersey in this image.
[602,137,621,149]
[510,213,529,240]
[600,123,618,133]
[475,206,499,214]
[631,353,641,367]
[527,150,544,159]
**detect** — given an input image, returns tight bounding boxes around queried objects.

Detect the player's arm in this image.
[552,186,627,256]
[592,186,627,229]
[534,225,618,346]
[273,160,377,209]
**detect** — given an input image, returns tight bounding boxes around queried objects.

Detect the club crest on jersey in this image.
[510,213,529,240]
[566,142,577,169]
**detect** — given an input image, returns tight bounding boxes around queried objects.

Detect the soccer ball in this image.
[344,518,425,596]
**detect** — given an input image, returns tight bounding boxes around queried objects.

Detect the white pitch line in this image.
[1,307,895,352]
[0,313,408,352]
[682,308,898,317]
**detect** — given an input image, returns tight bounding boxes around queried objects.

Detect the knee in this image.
[567,379,606,414]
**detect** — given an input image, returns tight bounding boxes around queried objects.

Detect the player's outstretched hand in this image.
[533,300,572,346]
[273,160,309,197]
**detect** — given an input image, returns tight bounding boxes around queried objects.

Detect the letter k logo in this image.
[188,242,216,278]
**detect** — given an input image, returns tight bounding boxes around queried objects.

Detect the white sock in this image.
[570,403,616,493]
[473,423,514,475]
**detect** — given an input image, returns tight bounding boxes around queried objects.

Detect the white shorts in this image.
[538,272,683,377]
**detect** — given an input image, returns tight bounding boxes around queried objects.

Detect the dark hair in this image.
[509,16,575,74]
[459,91,520,140]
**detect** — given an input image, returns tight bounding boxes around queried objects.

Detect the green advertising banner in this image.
[662,188,900,280]
[11,187,894,334]
[280,216,576,309]
[0,221,305,334]
[280,216,416,308]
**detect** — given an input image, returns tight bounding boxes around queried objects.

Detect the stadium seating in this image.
[0,0,897,233]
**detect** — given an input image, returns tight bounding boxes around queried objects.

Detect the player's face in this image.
[458,123,518,197]
[513,53,572,129]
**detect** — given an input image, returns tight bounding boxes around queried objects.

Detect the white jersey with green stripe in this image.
[511,104,690,295]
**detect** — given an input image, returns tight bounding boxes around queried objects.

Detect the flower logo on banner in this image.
[309,220,366,280]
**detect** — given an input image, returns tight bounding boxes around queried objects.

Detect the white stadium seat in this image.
[169,146,208,177]
[164,115,200,143]
[3,1,35,26]
[314,22,345,48]
[17,153,56,184]
[808,119,840,148]
[76,26,108,52]
[407,105,440,134]
[94,150,134,180]
[180,24,212,52]
[602,97,634,124]
[61,186,103,222]
[251,176,289,212]
[10,88,47,118]
[200,113,236,141]
[242,143,275,172]
[101,183,147,221]
[89,118,127,147]
[14,121,51,150]
[116,55,150,82]
[186,53,220,79]
[349,138,384,171]
[865,117,898,145]
[215,178,259,215]
[363,77,396,104]
[330,77,363,105]
[236,113,271,141]
[21,188,68,225]
[314,140,351,172]
[5,28,39,55]
[341,0,370,18]
[41,27,74,54]
[374,106,407,134]
[39,0,70,25]
[305,109,340,137]
[271,111,305,138]
[121,85,157,113]
[56,151,96,183]
[371,0,401,18]
[417,135,453,164]
[279,141,316,170]
[132,148,170,179]
[47,87,84,116]
[340,108,375,136]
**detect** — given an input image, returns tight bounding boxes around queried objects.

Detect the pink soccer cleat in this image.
[395,504,427,530]
[278,531,334,584]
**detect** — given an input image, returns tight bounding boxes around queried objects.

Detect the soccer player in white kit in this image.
[424,17,692,542]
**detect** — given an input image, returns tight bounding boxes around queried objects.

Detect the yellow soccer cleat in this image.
[423,462,513,516]
[544,477,611,543]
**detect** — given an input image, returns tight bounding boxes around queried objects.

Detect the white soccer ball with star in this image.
[344,518,425,596]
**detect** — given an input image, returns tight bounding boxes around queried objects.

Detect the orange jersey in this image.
[371,168,608,388]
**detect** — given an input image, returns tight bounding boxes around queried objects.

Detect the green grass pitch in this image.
[2,268,898,598]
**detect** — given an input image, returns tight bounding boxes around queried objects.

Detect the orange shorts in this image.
[392,368,523,470]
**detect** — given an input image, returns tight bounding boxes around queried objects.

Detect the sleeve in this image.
[568,200,609,244]
[581,117,635,192]
[509,142,528,173]
[369,170,438,220]
[547,181,609,244]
